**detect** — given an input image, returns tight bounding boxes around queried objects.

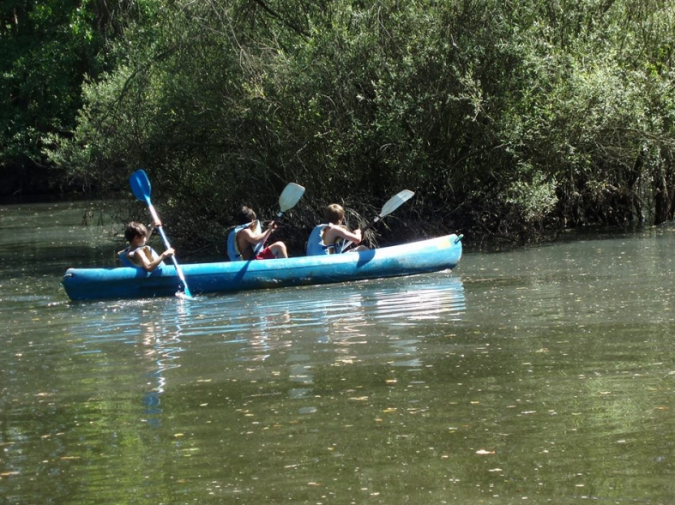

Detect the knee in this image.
[274,242,288,257]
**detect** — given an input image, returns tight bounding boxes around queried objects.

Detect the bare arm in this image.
[240,221,277,246]
[325,225,362,245]
[130,247,175,272]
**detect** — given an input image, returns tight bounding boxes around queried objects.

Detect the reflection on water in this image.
[2,201,675,504]
[139,301,190,426]
[116,276,465,416]
[35,271,464,440]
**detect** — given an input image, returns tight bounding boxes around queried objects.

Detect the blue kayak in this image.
[61,234,463,301]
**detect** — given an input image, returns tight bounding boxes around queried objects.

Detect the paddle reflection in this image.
[69,298,190,428]
[139,300,189,426]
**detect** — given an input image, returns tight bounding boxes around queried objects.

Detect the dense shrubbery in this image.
[3,0,675,253]
[0,0,147,194]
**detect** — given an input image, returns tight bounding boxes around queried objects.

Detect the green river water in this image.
[0,201,674,504]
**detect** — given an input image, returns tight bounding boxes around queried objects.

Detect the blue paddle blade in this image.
[130,169,152,205]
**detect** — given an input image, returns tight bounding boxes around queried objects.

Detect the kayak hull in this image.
[61,234,463,301]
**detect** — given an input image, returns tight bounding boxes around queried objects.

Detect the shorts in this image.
[255,246,276,260]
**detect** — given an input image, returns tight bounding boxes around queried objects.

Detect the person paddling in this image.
[118,221,175,271]
[227,206,288,261]
[306,204,368,255]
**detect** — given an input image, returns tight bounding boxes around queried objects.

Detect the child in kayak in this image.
[118,221,174,271]
[306,203,368,255]
[227,206,288,261]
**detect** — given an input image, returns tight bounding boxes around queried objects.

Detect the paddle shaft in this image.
[339,218,378,253]
[147,204,191,293]
[341,190,414,253]
[130,169,192,298]
[360,216,382,234]
[259,211,288,249]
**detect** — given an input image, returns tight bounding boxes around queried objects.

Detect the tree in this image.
[0,0,147,196]
[46,0,675,250]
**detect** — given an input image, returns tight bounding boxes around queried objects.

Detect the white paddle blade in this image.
[279,183,306,212]
[380,189,414,217]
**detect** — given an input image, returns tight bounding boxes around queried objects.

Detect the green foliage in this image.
[0,0,156,195]
[495,0,675,230]
[0,0,104,193]
[8,0,675,247]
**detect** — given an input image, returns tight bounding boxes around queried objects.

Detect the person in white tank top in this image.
[118,221,174,271]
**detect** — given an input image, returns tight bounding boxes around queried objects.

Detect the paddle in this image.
[276,183,306,218]
[261,183,306,246]
[341,189,415,253]
[129,169,193,299]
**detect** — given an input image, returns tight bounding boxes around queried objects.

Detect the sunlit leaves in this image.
[38,0,675,245]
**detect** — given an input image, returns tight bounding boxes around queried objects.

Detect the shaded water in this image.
[1,201,674,504]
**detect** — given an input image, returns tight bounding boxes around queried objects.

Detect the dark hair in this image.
[324,203,345,224]
[236,206,257,225]
[124,222,148,242]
